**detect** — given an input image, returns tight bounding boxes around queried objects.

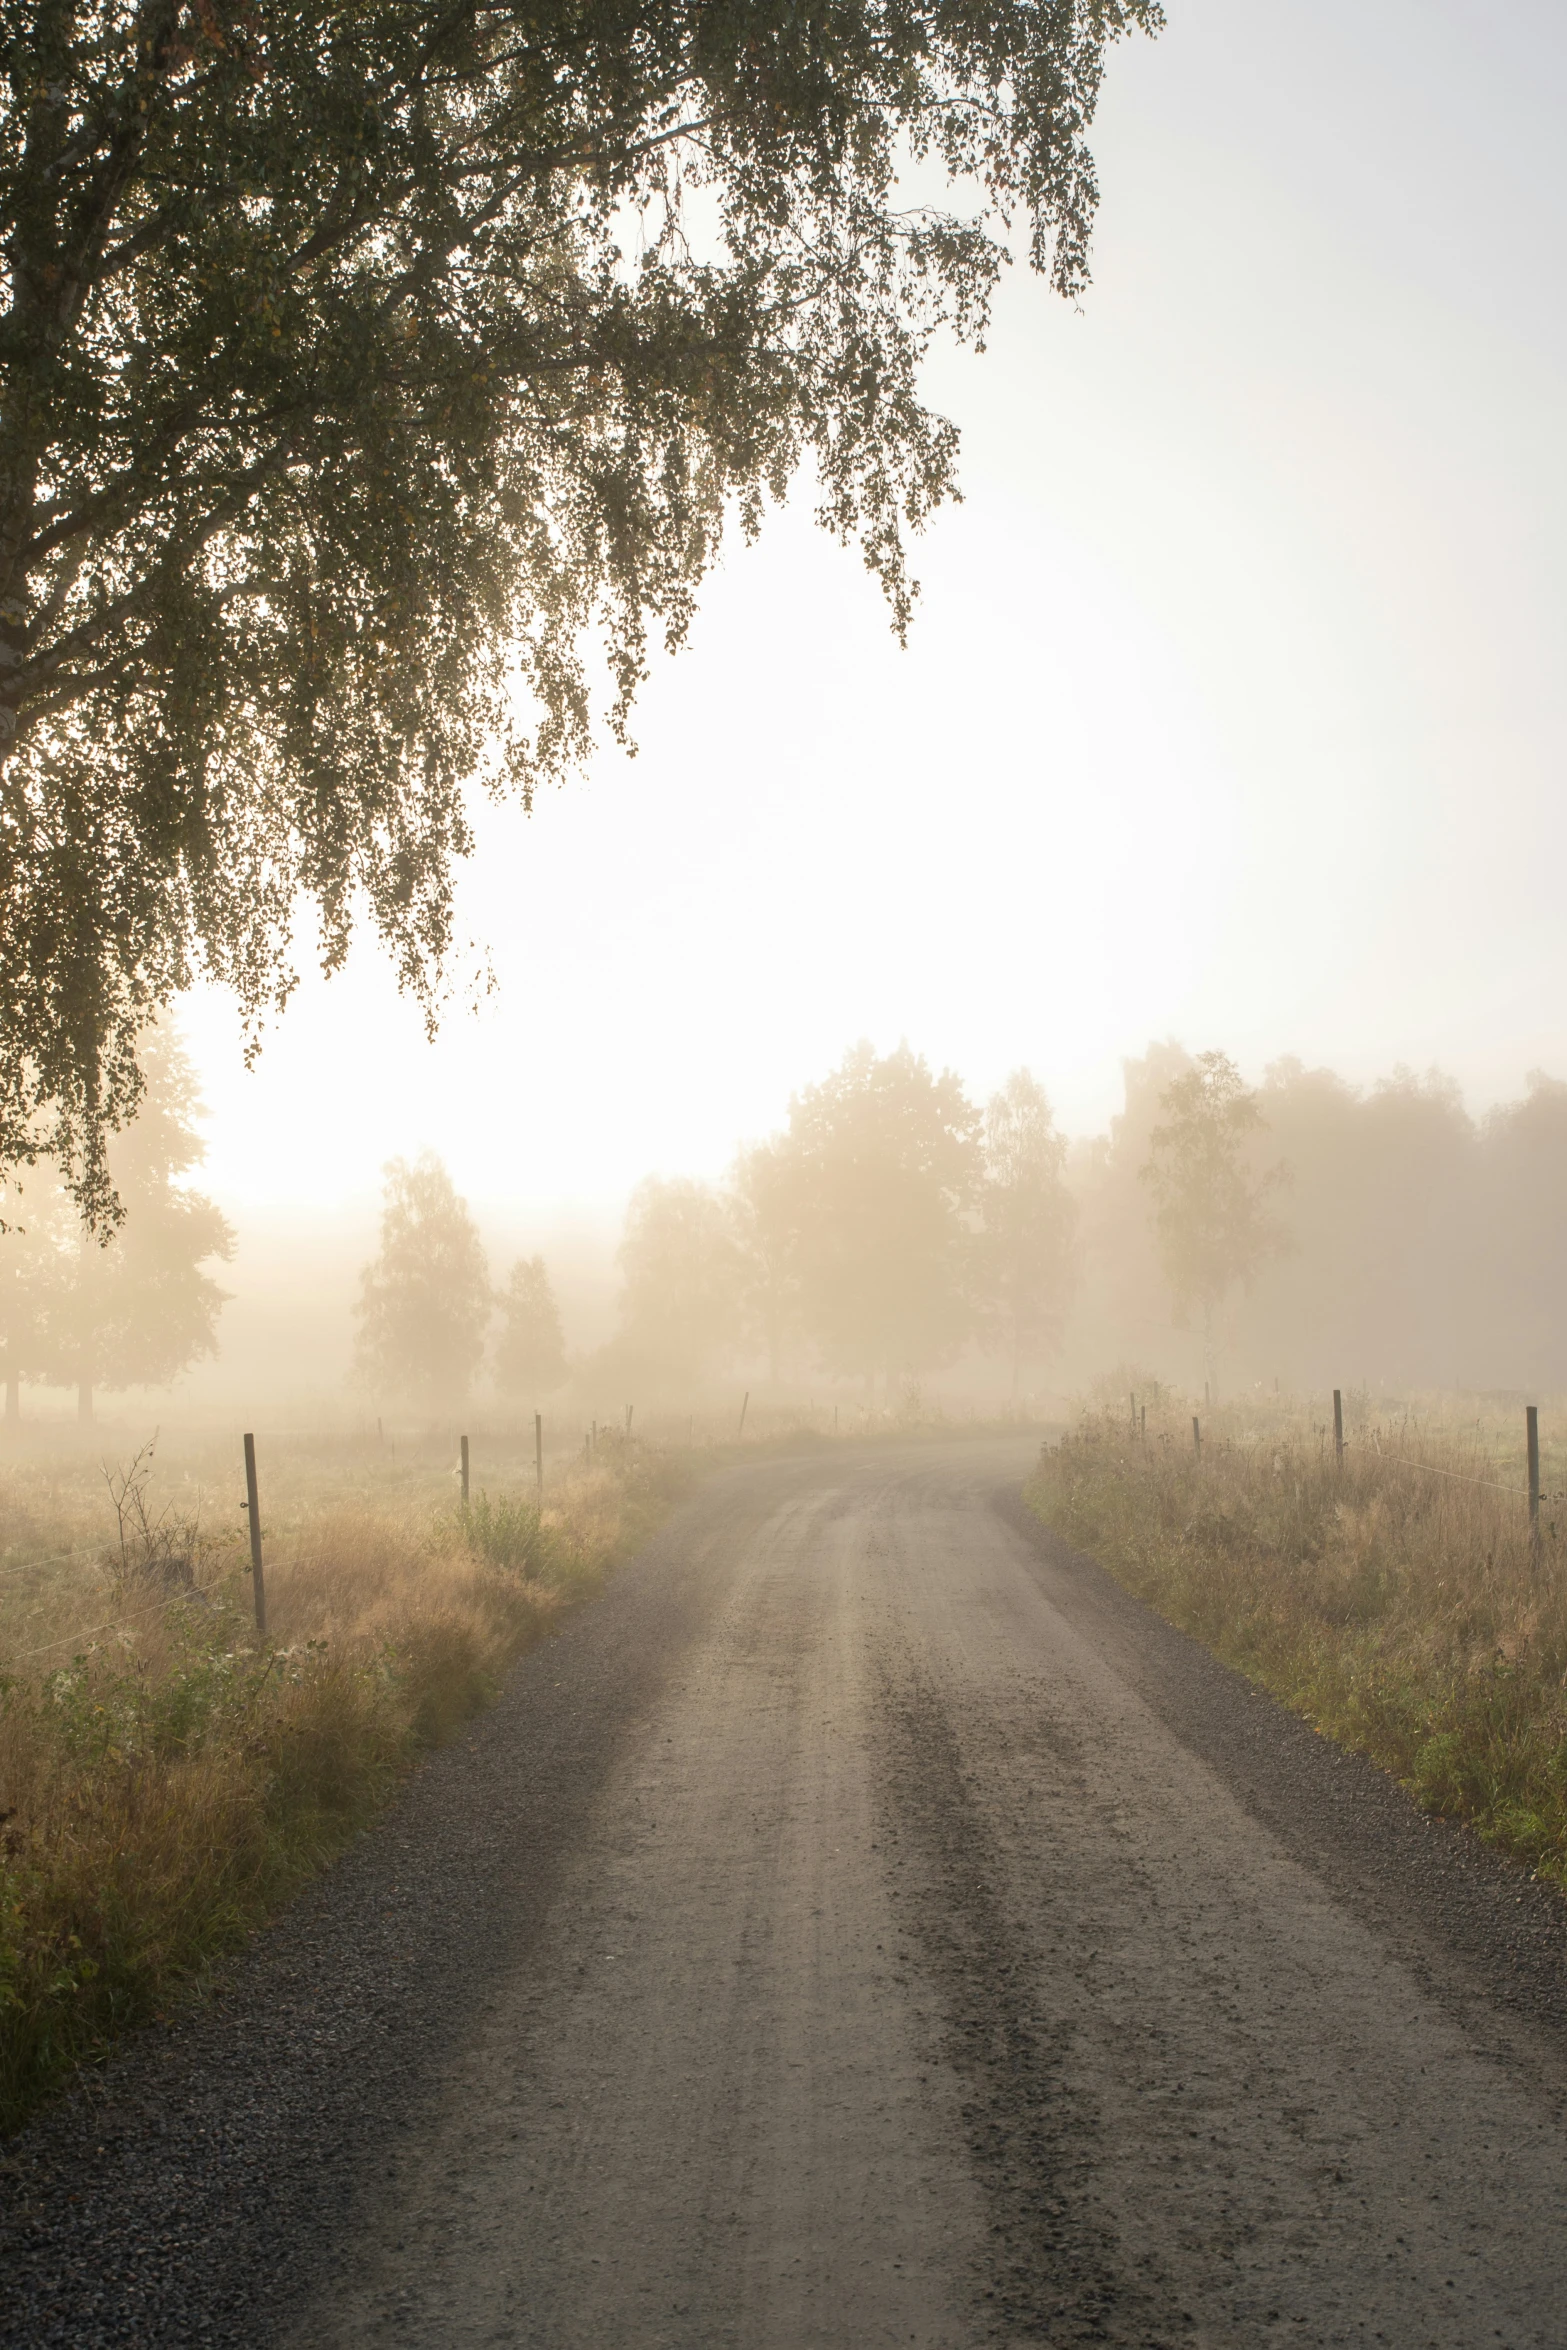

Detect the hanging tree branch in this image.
[0,0,1161,1224]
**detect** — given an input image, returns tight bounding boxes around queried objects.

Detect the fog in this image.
[7,1034,1567,1434]
[6,0,1567,1430]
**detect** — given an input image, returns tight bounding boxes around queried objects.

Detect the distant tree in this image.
[1140,1052,1288,1396]
[730,1141,801,1387]
[42,1029,234,1424]
[616,1179,744,1389]
[353,1155,491,1411]
[781,1042,981,1397]
[0,1168,73,1423]
[494,1256,570,1399]
[977,1070,1078,1398]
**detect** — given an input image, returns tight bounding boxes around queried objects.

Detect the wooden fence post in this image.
[1140,1405,1146,1445]
[1129,1391,1137,1432]
[1333,1389,1345,1468]
[626,1403,634,1441]
[1527,1404,1541,1555]
[1192,1415,1201,1459]
[243,1432,266,1637]
[535,1412,543,1507]
[738,1390,749,1439]
[460,1433,470,1507]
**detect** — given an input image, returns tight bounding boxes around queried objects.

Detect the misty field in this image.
[1028,1394,1567,1887]
[0,1424,694,2135]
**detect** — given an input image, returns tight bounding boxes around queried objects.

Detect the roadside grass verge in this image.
[0,1441,691,2136]
[1026,1400,1567,1892]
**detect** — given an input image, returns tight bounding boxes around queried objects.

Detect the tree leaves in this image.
[0,0,1159,1218]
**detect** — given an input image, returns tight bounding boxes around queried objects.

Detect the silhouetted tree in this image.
[354,1154,490,1411]
[1476,1073,1567,1389]
[977,1070,1077,1398]
[781,1042,981,1397]
[615,1179,744,1389]
[1236,1060,1476,1391]
[1140,1052,1288,1397]
[494,1256,570,1399]
[0,1168,72,1423]
[730,1141,801,1387]
[42,1029,233,1423]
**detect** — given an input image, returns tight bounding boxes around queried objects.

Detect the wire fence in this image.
[1366,1449,1527,1498]
[0,1540,111,1585]
[1120,1389,1555,1521]
[12,1584,186,1663]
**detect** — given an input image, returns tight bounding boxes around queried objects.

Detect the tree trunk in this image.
[77,1379,93,1426]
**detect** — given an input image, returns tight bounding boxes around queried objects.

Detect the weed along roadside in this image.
[0,1429,696,2139]
[1026,1394,1567,1889]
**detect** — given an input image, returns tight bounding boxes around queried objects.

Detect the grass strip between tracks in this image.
[1026,1410,1567,1896]
[0,1445,696,2137]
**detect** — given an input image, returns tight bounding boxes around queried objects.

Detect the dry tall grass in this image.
[0,1430,690,2134]
[1027,1394,1567,1890]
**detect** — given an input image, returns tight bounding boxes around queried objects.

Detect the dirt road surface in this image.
[7,1439,1567,2348]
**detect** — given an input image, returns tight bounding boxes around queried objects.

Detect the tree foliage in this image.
[0,1160,72,1417]
[0,0,1159,1220]
[730,1137,799,1385]
[353,1150,490,1408]
[493,1252,568,1397]
[977,1067,1076,1395]
[0,1024,233,1419]
[615,1174,741,1386]
[778,1040,980,1387]
[1139,1051,1288,1389]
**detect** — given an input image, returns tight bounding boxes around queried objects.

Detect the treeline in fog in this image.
[6,1036,1567,1422]
[345,1045,1073,1414]
[336,1038,1567,1412]
[1077,1044,1567,1397]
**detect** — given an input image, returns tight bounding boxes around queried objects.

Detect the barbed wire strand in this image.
[0,1542,112,1584]
[1369,1450,1528,1498]
[7,1587,195,1663]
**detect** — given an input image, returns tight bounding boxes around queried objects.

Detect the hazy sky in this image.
[181,0,1567,1225]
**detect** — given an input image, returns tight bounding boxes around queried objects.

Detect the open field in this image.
[1026,1389,1567,1888]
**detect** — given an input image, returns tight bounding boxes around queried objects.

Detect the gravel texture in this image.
[3,1440,1566,2347]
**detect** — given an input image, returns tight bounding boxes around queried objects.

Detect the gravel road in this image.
[6,1437,1567,2348]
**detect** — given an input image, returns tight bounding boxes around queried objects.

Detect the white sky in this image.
[180,0,1567,1232]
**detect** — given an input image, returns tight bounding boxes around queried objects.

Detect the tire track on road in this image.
[874,1662,1136,2345]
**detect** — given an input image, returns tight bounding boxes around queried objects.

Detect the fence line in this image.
[0,1541,110,1584]
[1366,1449,1527,1499]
